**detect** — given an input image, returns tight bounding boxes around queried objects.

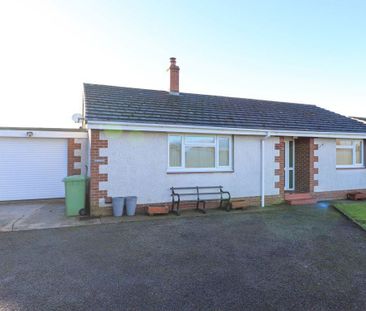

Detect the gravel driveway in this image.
[0,204,365,311]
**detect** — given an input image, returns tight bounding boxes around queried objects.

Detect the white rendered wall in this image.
[99,131,279,204]
[315,138,366,192]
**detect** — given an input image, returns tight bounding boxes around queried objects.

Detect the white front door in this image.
[284,139,295,191]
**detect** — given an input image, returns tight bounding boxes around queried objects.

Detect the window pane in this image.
[219,137,230,166]
[289,141,294,168]
[289,170,294,189]
[355,141,362,164]
[169,136,182,167]
[185,136,215,144]
[336,148,353,165]
[336,139,352,146]
[185,146,215,168]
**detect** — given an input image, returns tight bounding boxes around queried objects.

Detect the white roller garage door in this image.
[0,137,67,201]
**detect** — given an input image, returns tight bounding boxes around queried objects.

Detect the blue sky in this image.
[0,0,365,127]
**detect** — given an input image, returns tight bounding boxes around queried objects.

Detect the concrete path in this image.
[0,201,42,231]
[0,200,102,232]
[0,200,283,232]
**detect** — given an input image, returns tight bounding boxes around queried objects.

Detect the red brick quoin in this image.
[274,137,285,198]
[90,130,110,212]
[309,138,319,192]
[67,138,81,176]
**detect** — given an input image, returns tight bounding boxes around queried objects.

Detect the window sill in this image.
[336,166,366,170]
[167,169,234,174]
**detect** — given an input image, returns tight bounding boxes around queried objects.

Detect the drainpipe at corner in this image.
[261,132,271,208]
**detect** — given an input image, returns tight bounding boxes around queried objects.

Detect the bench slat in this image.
[171,186,223,190]
[198,192,227,196]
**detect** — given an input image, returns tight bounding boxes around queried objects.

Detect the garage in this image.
[0,128,88,201]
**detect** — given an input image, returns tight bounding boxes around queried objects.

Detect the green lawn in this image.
[333,202,366,230]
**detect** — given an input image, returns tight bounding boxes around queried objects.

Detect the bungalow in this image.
[83,58,366,216]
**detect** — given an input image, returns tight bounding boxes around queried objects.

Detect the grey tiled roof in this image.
[83,83,366,133]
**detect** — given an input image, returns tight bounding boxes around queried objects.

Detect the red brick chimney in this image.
[169,57,180,95]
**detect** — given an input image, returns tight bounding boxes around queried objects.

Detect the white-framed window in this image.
[336,139,364,168]
[168,134,233,172]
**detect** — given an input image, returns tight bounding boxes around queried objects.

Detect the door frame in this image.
[284,138,295,191]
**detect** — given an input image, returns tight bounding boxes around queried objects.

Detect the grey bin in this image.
[112,197,125,217]
[126,196,138,216]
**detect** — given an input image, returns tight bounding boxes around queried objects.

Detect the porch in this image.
[282,137,318,205]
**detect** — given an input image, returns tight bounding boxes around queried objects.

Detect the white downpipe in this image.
[261,132,271,207]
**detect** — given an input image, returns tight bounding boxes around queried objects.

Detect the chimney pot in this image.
[169,57,179,95]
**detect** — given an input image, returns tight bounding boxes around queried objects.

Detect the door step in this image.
[285,193,313,200]
[285,193,318,206]
[287,198,318,206]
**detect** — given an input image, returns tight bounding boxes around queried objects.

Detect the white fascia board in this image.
[270,130,366,139]
[0,129,88,139]
[87,121,366,139]
[87,121,266,136]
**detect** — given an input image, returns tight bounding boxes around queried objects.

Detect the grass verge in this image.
[333,202,366,231]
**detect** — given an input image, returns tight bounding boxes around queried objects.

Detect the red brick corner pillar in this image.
[90,130,110,215]
[309,138,319,192]
[274,137,285,199]
[67,138,82,176]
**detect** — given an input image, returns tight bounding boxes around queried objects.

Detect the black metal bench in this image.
[170,186,231,215]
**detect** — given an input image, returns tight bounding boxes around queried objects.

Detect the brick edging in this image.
[92,195,284,217]
[313,189,366,200]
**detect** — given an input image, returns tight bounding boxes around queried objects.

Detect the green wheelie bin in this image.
[63,175,88,216]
